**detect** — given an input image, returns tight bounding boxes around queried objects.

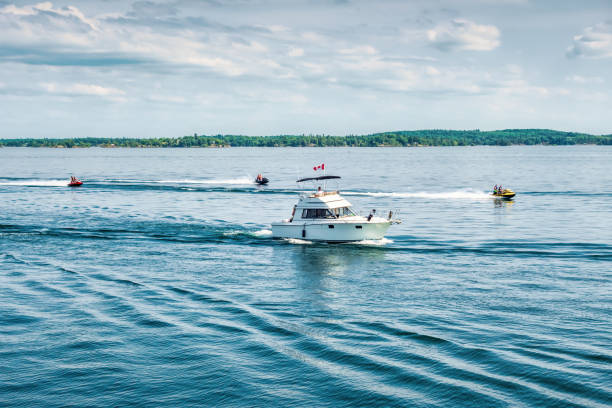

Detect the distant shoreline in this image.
[1,129,611,148]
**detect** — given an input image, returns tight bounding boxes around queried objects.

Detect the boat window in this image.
[333,207,356,217]
[301,209,336,219]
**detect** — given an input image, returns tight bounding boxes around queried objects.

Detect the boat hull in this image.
[491,192,515,199]
[271,220,391,242]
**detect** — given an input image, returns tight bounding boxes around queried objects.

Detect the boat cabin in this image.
[290,191,357,222]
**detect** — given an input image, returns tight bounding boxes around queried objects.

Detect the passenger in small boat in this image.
[494,184,498,194]
[315,186,323,197]
[367,209,376,221]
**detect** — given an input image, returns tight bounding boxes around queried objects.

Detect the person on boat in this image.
[499,185,503,194]
[315,186,323,197]
[256,174,261,182]
[367,209,376,221]
[493,184,498,194]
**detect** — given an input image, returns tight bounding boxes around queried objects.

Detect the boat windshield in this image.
[302,209,336,219]
[333,207,356,217]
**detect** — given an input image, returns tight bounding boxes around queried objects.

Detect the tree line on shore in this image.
[1,129,610,148]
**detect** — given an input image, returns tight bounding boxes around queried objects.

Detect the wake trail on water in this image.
[343,189,491,200]
[0,179,68,187]
[133,177,254,185]
[2,221,610,260]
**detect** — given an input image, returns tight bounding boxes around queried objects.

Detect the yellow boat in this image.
[491,189,515,199]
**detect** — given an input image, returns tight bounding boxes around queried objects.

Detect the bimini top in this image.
[296,175,341,183]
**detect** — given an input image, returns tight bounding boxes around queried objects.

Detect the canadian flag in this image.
[313,163,325,171]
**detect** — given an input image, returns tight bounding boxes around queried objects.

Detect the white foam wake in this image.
[345,189,490,200]
[252,229,272,237]
[349,238,394,246]
[0,179,68,187]
[284,238,313,245]
[155,178,254,185]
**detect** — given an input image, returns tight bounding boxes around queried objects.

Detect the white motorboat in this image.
[271,175,399,242]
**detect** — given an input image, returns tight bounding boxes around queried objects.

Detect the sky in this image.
[0,0,611,138]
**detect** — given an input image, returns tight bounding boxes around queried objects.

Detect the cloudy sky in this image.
[0,0,611,137]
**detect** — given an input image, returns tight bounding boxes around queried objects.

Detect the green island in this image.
[1,129,610,148]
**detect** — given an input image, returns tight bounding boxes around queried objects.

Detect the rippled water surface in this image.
[1,146,611,407]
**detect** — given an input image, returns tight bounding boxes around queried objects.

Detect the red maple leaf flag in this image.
[313,163,325,171]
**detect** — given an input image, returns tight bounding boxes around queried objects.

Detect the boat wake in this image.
[2,221,610,260]
[112,177,255,185]
[345,189,491,200]
[0,179,68,187]
[348,238,394,246]
[283,238,313,245]
[252,229,273,237]
[279,237,394,246]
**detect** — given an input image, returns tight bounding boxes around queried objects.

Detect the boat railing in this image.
[308,190,339,198]
[358,208,402,224]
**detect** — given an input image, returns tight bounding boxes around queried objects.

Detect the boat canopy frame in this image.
[296,175,341,183]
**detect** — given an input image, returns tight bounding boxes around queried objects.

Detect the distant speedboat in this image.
[491,189,515,199]
[68,177,83,187]
[271,175,399,242]
[255,174,269,185]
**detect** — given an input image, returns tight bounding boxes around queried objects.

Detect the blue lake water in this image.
[1,146,611,407]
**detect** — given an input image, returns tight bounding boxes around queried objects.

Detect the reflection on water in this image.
[493,198,515,207]
[289,244,386,275]
[279,244,386,312]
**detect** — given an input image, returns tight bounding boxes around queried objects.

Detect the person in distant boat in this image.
[494,184,498,194]
[315,186,323,197]
[499,185,503,194]
[367,209,376,221]
[256,174,263,182]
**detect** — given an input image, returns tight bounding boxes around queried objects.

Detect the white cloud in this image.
[427,19,500,51]
[301,32,326,43]
[567,22,612,59]
[266,25,289,33]
[505,64,522,75]
[497,79,549,96]
[565,75,604,84]
[42,82,125,97]
[0,2,53,16]
[288,47,304,57]
[339,45,377,55]
[0,3,288,78]
[425,66,440,76]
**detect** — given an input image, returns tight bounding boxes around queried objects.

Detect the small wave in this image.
[284,238,313,245]
[348,238,394,246]
[345,189,490,200]
[0,179,68,187]
[253,229,272,237]
[223,228,273,238]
